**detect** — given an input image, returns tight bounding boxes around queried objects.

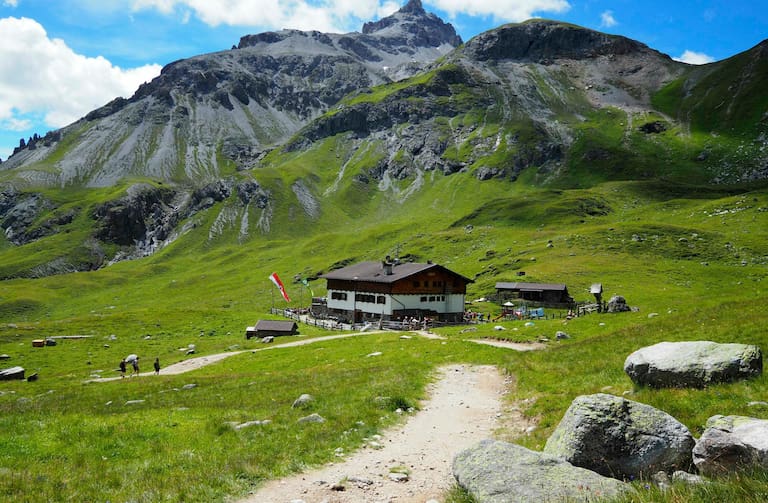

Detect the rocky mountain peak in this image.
[399,0,425,15]
[362,0,462,47]
[464,19,654,63]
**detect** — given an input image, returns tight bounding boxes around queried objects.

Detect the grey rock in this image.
[0,354,10,360]
[672,470,707,485]
[181,383,197,390]
[388,472,409,482]
[651,471,671,491]
[543,393,694,479]
[292,393,314,408]
[453,439,631,502]
[624,341,763,388]
[693,415,768,476]
[261,335,274,343]
[606,295,631,313]
[233,420,263,430]
[125,400,145,405]
[298,413,325,424]
[0,366,25,380]
[555,331,570,340]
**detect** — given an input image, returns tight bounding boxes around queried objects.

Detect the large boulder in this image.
[693,415,768,476]
[543,393,694,479]
[606,295,631,313]
[624,341,762,388]
[453,439,631,502]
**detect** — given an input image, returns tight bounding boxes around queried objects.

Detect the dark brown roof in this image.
[321,261,473,284]
[495,282,568,292]
[254,320,298,332]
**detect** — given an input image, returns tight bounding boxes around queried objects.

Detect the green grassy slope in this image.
[0,30,767,503]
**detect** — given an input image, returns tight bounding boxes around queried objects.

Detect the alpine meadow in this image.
[0,1,767,502]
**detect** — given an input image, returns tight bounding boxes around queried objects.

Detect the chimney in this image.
[382,257,394,275]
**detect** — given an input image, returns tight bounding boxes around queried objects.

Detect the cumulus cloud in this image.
[0,17,161,130]
[130,0,570,29]
[600,10,617,28]
[130,0,400,32]
[674,50,715,65]
[3,0,19,7]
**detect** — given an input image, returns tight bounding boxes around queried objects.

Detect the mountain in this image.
[1,0,460,186]
[0,4,766,279]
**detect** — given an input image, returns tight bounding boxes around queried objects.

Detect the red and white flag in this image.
[269,272,291,302]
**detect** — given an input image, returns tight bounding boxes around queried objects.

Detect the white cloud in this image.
[674,50,715,65]
[129,0,570,30]
[0,17,161,130]
[3,0,19,8]
[428,0,570,22]
[2,117,31,131]
[600,10,617,28]
[130,0,398,32]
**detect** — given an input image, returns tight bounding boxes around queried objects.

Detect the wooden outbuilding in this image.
[245,320,299,339]
[495,282,573,305]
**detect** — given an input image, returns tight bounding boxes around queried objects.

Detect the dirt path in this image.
[240,364,516,503]
[89,331,386,382]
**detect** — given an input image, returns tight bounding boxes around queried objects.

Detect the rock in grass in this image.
[0,366,25,380]
[543,393,694,479]
[624,341,762,388]
[292,393,314,408]
[298,413,325,424]
[453,439,631,503]
[693,415,768,476]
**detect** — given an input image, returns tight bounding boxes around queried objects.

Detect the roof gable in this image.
[254,320,298,332]
[322,261,473,284]
[495,282,568,291]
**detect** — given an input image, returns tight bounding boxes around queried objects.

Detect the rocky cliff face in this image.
[287,19,684,185]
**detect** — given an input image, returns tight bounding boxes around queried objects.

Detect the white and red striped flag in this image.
[269,272,291,302]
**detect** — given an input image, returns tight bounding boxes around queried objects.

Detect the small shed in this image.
[245,320,299,339]
[495,282,573,304]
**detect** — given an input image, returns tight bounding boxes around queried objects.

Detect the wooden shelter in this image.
[245,320,299,339]
[495,282,573,305]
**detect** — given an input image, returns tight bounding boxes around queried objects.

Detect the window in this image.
[420,296,428,302]
[413,281,420,287]
[331,291,347,301]
[376,296,385,304]
[429,296,435,302]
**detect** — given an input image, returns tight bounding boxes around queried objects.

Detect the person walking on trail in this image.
[131,357,139,376]
[119,359,127,378]
[153,357,160,375]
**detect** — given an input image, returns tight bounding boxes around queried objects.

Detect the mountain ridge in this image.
[0,3,766,278]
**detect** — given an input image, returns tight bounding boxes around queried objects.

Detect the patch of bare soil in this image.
[239,364,521,503]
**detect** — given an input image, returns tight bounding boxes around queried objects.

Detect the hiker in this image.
[153,357,160,375]
[119,359,126,378]
[131,356,139,376]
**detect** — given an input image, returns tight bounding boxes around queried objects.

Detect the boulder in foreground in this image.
[453,439,631,502]
[624,341,762,388]
[693,415,768,476]
[543,393,694,479]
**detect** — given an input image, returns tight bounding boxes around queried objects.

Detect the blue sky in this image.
[1,0,766,161]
